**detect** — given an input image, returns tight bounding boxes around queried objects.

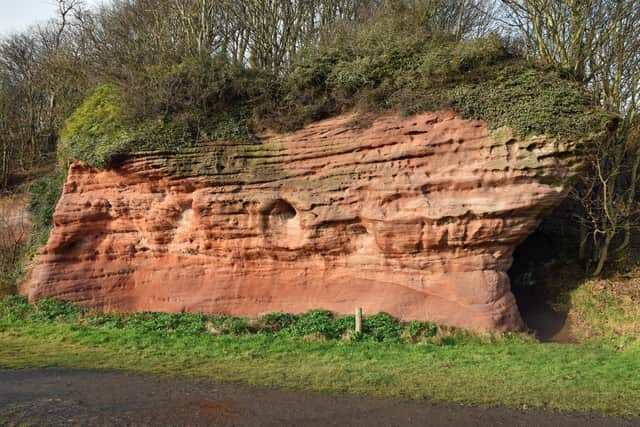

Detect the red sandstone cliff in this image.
[21,111,582,331]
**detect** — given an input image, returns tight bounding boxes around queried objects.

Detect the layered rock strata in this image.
[22,111,581,331]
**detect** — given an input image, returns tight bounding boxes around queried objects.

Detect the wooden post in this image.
[355,307,362,334]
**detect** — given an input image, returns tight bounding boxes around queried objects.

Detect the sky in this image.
[0,0,101,36]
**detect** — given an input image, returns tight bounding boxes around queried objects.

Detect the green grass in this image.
[0,297,638,416]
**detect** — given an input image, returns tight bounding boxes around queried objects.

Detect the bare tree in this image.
[0,0,87,191]
[0,193,30,294]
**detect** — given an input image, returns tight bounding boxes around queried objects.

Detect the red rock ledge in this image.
[21,111,581,331]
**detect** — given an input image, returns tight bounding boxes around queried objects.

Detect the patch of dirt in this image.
[0,368,636,426]
[567,269,640,340]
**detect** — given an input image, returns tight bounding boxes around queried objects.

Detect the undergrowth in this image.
[58,13,605,170]
[0,171,66,296]
[0,296,507,346]
[25,170,66,251]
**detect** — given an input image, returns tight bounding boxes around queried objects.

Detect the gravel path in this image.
[0,369,636,426]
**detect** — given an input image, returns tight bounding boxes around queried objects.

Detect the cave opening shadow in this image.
[508,230,574,343]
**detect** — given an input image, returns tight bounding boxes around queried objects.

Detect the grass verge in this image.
[564,267,640,346]
[0,298,639,416]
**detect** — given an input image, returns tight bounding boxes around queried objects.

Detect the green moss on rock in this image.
[450,64,599,139]
[58,84,131,169]
[163,139,287,185]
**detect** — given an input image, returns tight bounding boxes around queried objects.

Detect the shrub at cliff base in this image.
[0,298,435,344]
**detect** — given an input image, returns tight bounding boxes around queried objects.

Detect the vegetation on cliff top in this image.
[60,46,600,170]
[57,15,601,169]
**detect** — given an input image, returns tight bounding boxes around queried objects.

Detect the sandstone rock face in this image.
[21,112,581,331]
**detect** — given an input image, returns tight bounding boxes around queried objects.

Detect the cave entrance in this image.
[508,227,574,342]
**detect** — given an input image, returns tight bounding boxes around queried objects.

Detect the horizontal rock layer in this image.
[22,111,581,331]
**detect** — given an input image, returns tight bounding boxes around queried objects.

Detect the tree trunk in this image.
[592,231,614,276]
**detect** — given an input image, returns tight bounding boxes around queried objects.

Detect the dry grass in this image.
[567,268,640,343]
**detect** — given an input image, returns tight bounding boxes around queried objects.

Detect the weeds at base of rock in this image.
[0,296,531,346]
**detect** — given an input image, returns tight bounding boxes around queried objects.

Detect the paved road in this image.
[0,369,636,426]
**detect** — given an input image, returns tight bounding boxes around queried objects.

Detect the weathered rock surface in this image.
[21,111,581,331]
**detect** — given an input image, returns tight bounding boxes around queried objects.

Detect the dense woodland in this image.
[1,0,639,294]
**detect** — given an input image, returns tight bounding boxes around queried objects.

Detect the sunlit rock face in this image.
[21,111,581,331]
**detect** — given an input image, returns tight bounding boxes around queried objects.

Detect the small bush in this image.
[0,295,35,323]
[332,315,357,338]
[259,312,298,332]
[363,312,403,342]
[289,309,343,340]
[404,320,439,343]
[219,316,252,335]
[425,322,438,337]
[0,251,24,296]
[203,315,253,335]
[122,312,207,335]
[58,84,131,169]
[168,313,208,335]
[33,298,85,322]
[0,270,19,296]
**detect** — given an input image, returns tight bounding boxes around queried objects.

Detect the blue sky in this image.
[0,0,102,36]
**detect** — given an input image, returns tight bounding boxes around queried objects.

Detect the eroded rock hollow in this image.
[22,112,581,331]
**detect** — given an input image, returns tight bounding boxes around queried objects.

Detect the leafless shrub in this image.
[0,192,30,294]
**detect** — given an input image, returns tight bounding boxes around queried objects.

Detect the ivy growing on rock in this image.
[59,18,604,170]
